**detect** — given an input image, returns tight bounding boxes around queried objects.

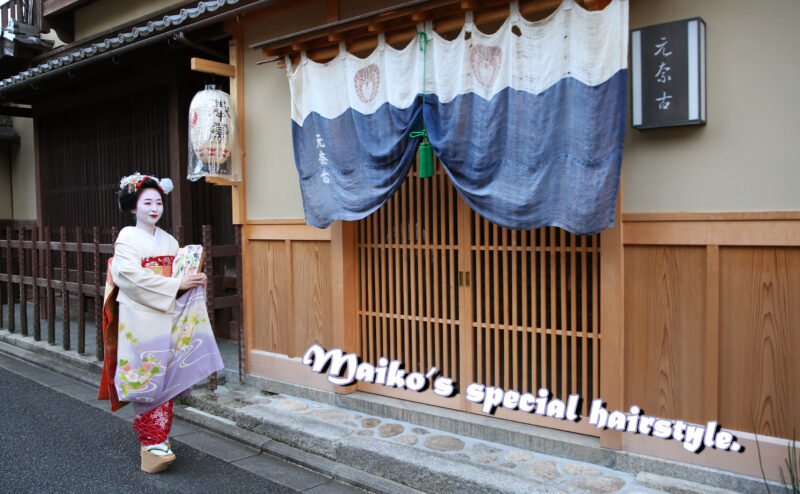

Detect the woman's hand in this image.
[179,273,207,291]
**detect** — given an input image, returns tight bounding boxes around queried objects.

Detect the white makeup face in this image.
[133,188,164,228]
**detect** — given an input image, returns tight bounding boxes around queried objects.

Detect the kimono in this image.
[97,226,224,415]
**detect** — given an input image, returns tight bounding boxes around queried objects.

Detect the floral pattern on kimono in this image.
[97,226,223,415]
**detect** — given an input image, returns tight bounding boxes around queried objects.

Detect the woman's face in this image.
[134,188,163,228]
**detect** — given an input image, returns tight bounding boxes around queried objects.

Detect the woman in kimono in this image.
[98,173,224,473]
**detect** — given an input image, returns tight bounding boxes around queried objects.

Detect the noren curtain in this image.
[287,0,628,235]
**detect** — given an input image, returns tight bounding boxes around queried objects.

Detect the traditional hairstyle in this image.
[117,172,173,212]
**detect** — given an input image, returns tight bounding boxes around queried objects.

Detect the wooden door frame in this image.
[599,184,624,449]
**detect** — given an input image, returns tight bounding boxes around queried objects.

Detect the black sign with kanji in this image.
[631,18,706,129]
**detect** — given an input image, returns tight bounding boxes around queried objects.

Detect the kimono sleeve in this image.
[111,232,181,313]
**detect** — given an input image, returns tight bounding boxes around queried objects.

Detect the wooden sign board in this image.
[631,18,706,129]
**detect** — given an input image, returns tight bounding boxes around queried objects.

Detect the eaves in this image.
[0,0,280,99]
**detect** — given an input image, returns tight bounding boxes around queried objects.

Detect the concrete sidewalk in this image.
[0,338,410,494]
[0,321,769,494]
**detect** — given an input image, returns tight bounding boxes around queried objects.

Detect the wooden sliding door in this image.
[356,161,602,434]
[468,214,601,418]
[356,165,462,406]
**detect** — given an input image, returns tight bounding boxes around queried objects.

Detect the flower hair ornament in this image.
[119,172,174,195]
[117,172,174,212]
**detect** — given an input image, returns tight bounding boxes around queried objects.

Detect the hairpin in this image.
[119,172,173,194]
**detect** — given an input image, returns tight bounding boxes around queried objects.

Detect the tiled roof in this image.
[0,0,242,89]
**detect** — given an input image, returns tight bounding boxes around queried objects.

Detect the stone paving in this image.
[0,310,753,493]
[186,383,669,494]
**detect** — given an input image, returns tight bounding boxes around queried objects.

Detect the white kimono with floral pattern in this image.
[111,226,223,414]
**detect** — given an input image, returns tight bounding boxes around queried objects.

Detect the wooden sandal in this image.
[140,443,176,473]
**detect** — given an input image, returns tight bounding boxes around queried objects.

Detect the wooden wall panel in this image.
[624,246,707,425]
[249,240,292,355]
[292,241,333,358]
[719,247,800,438]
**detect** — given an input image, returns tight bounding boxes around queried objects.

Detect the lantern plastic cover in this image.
[187,86,241,182]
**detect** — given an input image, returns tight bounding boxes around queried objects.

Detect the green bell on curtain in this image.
[419,138,434,178]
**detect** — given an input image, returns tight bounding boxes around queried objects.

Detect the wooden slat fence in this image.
[0,0,35,28]
[0,225,244,384]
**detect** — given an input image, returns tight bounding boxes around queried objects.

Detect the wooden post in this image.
[176,225,185,246]
[76,227,85,354]
[32,228,40,341]
[241,224,253,377]
[202,225,217,390]
[328,221,359,394]
[704,245,720,421]
[93,227,103,361]
[18,227,27,336]
[599,188,625,449]
[6,226,14,333]
[457,196,475,402]
[202,225,215,331]
[228,29,247,225]
[46,227,55,344]
[61,226,70,350]
[330,221,359,367]
[235,224,245,384]
[168,73,190,240]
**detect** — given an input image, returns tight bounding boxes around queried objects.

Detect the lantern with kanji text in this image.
[187,84,239,181]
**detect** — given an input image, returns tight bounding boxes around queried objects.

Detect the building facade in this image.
[0,0,796,483]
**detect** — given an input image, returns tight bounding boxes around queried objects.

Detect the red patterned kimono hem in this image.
[133,400,173,446]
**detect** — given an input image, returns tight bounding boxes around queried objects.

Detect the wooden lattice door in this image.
[356,164,462,407]
[357,162,601,435]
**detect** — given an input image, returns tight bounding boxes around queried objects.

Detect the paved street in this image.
[0,359,362,494]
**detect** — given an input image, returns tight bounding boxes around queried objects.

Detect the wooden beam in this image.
[623,219,800,246]
[255,0,582,62]
[277,26,418,67]
[202,24,248,225]
[205,176,241,187]
[42,0,91,17]
[266,0,566,66]
[599,185,624,449]
[326,0,339,23]
[34,115,42,230]
[190,57,236,78]
[248,224,331,241]
[704,245,720,421]
[253,0,461,52]
[0,105,33,118]
[329,221,359,390]
[246,219,307,225]
[411,10,430,22]
[367,21,385,32]
[168,75,186,239]
[622,211,800,222]
[241,225,253,374]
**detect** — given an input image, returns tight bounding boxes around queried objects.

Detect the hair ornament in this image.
[159,178,174,194]
[118,172,173,194]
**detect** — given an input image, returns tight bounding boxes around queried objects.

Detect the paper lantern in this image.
[188,84,237,176]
